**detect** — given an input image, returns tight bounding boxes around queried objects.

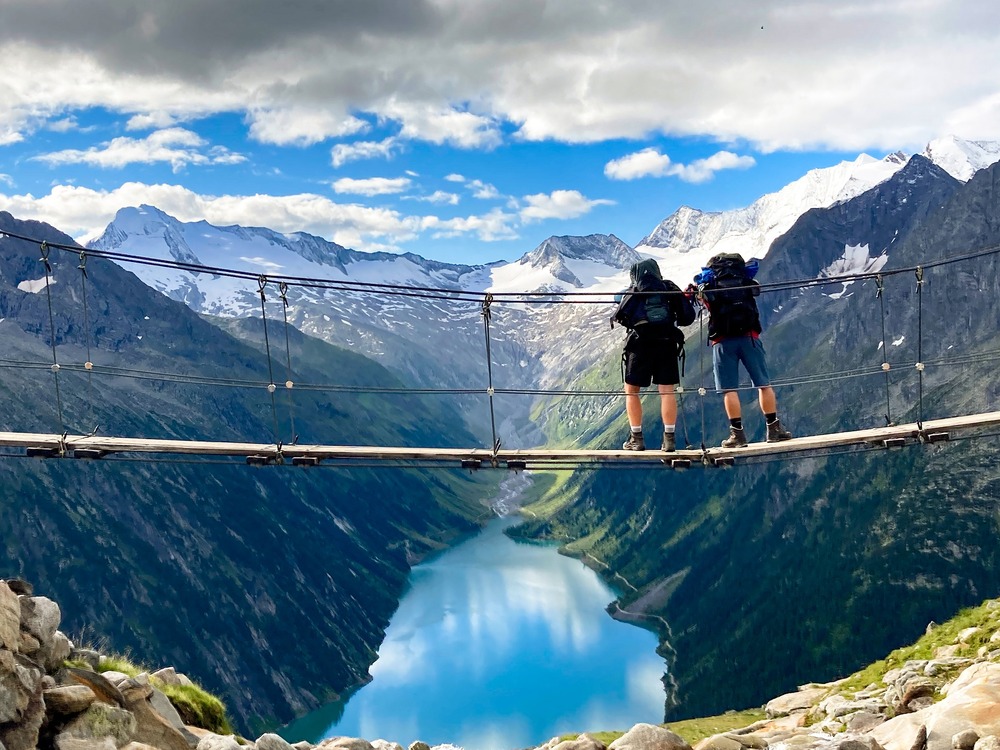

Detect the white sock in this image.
[630,425,642,433]
[664,424,675,433]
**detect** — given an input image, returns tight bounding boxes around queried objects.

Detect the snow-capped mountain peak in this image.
[922,135,1000,181]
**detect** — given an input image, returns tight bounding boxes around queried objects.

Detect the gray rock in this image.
[18,633,40,656]
[44,631,74,671]
[0,674,44,750]
[318,740,375,750]
[101,671,133,686]
[55,738,118,750]
[609,723,692,750]
[0,582,20,652]
[954,732,980,750]
[693,736,743,750]
[57,702,137,748]
[973,739,1000,750]
[196,735,242,750]
[151,668,184,686]
[257,735,296,750]
[837,739,885,750]
[0,649,42,724]
[19,597,61,648]
[407,743,429,750]
[149,687,187,731]
[370,742,404,750]
[767,687,829,717]
[292,744,314,750]
[71,649,103,670]
[120,680,191,750]
[549,734,607,750]
[44,685,98,715]
[848,712,888,733]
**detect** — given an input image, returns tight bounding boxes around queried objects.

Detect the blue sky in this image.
[1,1,997,265]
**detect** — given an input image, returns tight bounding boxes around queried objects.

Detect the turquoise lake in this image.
[280,516,666,750]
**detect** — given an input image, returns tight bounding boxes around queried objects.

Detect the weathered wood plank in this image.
[1,410,998,466]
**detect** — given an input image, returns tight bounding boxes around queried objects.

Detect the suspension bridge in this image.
[2,224,1000,471]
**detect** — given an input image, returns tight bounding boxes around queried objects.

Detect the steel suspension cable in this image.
[915,266,926,430]
[278,282,298,444]
[77,251,98,431]
[697,305,708,452]
[256,276,283,447]
[875,274,894,426]
[481,293,500,456]
[38,242,66,433]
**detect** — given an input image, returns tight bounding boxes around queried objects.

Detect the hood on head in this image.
[630,258,662,284]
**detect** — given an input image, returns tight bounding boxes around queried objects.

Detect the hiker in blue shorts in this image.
[695,253,792,448]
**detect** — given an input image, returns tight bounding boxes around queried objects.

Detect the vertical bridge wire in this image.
[39,242,66,434]
[77,251,98,433]
[257,276,283,449]
[481,293,500,458]
[278,282,298,444]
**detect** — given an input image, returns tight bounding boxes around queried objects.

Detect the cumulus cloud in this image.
[33,128,246,172]
[519,190,614,223]
[444,174,466,183]
[331,137,402,167]
[605,148,756,182]
[425,208,519,242]
[0,2,998,151]
[467,179,501,200]
[331,176,413,196]
[247,107,369,146]
[408,190,460,205]
[0,181,522,251]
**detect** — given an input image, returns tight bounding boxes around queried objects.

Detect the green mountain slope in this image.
[514,159,1000,720]
[0,213,494,732]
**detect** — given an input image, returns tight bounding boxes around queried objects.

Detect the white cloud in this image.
[408,190,460,205]
[468,179,501,200]
[444,174,466,183]
[46,116,81,133]
[331,137,401,167]
[331,176,413,196]
[519,190,614,223]
[0,173,13,187]
[605,148,756,182]
[126,112,180,131]
[33,128,246,172]
[424,208,519,242]
[2,3,999,153]
[248,107,369,146]
[0,181,513,251]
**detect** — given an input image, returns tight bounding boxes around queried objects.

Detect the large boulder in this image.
[119,679,192,750]
[257,734,297,750]
[55,703,137,750]
[44,685,98,716]
[766,687,829,718]
[609,724,692,750]
[875,663,1000,750]
[0,582,19,653]
[19,597,61,650]
[0,675,44,750]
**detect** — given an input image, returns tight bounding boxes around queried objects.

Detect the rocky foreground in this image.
[3,579,1000,750]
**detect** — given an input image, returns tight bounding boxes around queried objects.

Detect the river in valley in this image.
[280,478,666,750]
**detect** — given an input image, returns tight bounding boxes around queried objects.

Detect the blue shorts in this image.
[712,336,771,391]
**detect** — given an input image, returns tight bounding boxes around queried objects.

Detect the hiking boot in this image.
[661,432,676,452]
[623,430,645,451]
[766,419,792,442]
[721,426,747,448]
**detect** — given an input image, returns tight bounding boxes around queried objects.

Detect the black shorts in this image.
[624,340,680,387]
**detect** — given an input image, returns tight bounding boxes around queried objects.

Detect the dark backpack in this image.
[615,273,680,332]
[701,253,759,338]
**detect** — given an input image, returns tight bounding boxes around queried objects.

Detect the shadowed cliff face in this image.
[0,213,488,732]
[514,160,1000,720]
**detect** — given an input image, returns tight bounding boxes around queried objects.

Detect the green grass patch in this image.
[835,599,1000,696]
[94,652,233,734]
[156,681,232,735]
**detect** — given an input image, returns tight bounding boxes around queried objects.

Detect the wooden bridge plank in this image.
[2,410,998,466]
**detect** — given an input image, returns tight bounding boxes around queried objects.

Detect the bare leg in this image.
[758,386,777,414]
[723,390,742,419]
[625,383,643,427]
[658,384,677,424]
